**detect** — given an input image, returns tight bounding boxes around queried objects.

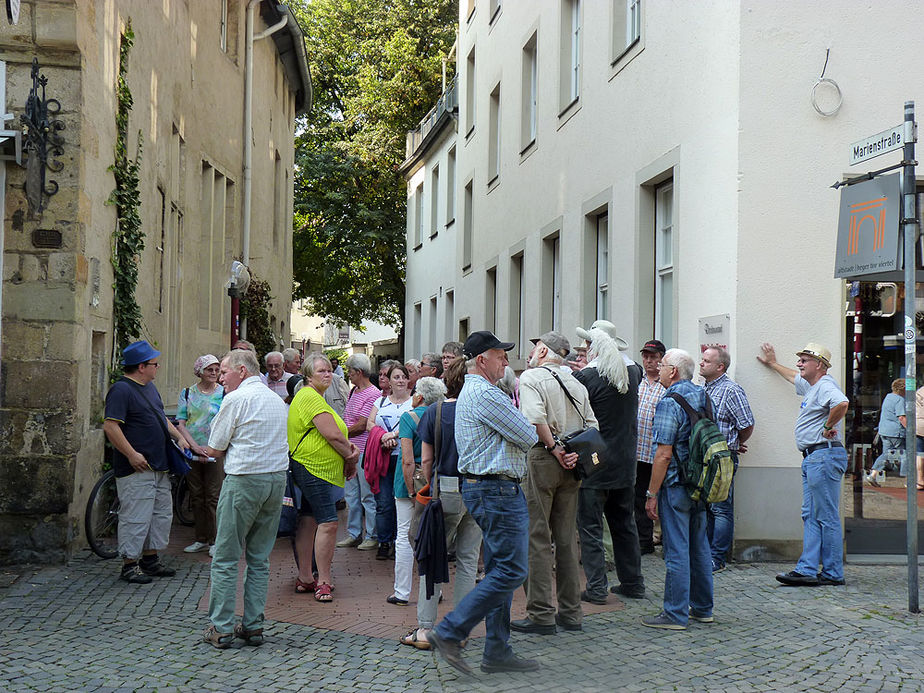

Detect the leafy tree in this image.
[290,0,457,331]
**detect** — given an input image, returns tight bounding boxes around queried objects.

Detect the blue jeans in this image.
[707,452,739,567]
[344,453,376,540]
[872,436,904,473]
[434,478,528,664]
[658,484,713,626]
[795,446,848,581]
[374,456,398,543]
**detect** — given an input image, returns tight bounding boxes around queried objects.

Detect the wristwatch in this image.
[645,490,656,499]
[544,441,561,453]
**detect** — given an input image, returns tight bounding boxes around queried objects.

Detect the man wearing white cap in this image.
[758,342,849,586]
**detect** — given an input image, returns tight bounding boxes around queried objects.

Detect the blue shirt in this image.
[455,373,538,479]
[105,377,170,478]
[878,392,905,439]
[652,379,708,487]
[704,373,755,452]
[794,374,847,450]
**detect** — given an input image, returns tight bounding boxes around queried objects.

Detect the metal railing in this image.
[406,77,457,158]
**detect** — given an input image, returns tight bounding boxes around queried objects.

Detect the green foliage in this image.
[324,347,348,366]
[107,19,145,369]
[290,0,457,329]
[239,271,277,360]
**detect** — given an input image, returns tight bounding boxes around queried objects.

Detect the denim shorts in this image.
[917,436,924,455]
[291,460,339,524]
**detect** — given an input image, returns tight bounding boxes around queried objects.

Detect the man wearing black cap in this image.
[512,331,593,635]
[635,339,666,553]
[428,331,539,676]
[104,340,190,584]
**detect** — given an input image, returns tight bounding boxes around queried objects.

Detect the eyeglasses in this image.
[142,361,160,368]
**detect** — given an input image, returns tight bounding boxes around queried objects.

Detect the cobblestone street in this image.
[3,520,924,693]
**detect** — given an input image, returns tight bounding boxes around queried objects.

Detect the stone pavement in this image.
[3,535,924,692]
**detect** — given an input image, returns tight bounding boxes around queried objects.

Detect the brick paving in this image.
[3,515,924,692]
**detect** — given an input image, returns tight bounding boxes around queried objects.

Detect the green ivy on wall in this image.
[239,269,277,360]
[107,18,145,373]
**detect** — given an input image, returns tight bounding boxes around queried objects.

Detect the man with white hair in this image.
[642,348,713,630]
[758,342,848,587]
[282,348,302,375]
[573,322,646,604]
[202,349,290,648]
[512,331,594,635]
[263,351,292,400]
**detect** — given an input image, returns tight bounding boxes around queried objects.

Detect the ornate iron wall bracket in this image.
[21,57,65,215]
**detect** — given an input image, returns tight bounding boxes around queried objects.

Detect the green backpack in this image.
[665,392,734,503]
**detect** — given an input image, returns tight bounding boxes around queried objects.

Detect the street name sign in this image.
[850,125,903,166]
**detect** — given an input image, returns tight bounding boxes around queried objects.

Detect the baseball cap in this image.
[796,342,832,368]
[530,331,571,358]
[122,340,161,366]
[462,331,516,359]
[640,339,666,356]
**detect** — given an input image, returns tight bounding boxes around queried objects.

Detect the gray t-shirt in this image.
[794,374,848,451]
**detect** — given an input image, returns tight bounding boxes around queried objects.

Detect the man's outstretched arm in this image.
[757,342,796,384]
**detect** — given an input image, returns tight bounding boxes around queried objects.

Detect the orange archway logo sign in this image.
[846,197,887,256]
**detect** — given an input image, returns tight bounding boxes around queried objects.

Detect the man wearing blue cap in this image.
[104,340,190,584]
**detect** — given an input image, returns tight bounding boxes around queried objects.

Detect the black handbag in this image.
[138,387,192,475]
[541,367,608,480]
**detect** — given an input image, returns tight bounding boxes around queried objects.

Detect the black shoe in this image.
[386,594,409,605]
[120,564,153,584]
[640,544,655,555]
[554,615,582,631]
[818,575,846,586]
[428,631,473,676]
[610,584,646,599]
[481,653,541,673]
[580,589,607,605]
[139,560,176,577]
[775,570,820,586]
[376,542,391,560]
[510,618,556,635]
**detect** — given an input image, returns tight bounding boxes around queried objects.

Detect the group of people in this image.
[103,323,851,671]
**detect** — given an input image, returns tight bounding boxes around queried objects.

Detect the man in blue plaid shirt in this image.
[642,348,714,630]
[700,347,755,573]
[429,331,539,676]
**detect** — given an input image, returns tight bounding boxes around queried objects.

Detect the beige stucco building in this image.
[403,0,924,560]
[0,0,310,563]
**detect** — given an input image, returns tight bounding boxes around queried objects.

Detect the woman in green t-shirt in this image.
[288,353,359,602]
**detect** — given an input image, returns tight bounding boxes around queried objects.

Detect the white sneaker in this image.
[184,541,210,553]
[208,545,216,557]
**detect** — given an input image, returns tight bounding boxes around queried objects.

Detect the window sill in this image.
[609,37,644,81]
[462,264,473,276]
[429,230,438,239]
[488,5,502,27]
[557,98,581,130]
[413,243,423,252]
[486,174,499,193]
[465,125,476,143]
[445,218,455,229]
[519,139,537,163]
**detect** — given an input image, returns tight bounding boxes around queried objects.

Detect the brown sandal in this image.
[314,582,333,602]
[400,628,431,650]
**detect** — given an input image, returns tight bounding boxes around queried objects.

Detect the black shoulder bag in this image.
[541,367,608,480]
[135,385,192,476]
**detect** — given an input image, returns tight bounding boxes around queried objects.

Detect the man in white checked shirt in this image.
[201,349,289,649]
[428,331,539,677]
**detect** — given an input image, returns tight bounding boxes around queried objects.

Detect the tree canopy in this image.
[291,0,457,330]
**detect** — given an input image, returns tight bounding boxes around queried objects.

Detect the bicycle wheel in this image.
[174,475,194,527]
[85,469,120,559]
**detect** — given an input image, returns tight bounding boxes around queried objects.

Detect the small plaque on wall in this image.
[32,228,62,248]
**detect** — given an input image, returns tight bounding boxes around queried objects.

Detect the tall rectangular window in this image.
[510,253,525,358]
[521,32,538,151]
[220,0,229,52]
[156,187,166,313]
[445,290,455,342]
[570,0,581,101]
[655,182,674,342]
[489,0,502,23]
[446,147,456,224]
[613,0,641,60]
[485,266,497,333]
[465,48,476,136]
[488,83,501,184]
[463,180,473,270]
[429,297,438,352]
[414,302,423,357]
[596,214,609,319]
[273,150,282,249]
[559,0,581,109]
[430,164,440,236]
[542,234,561,331]
[198,162,234,332]
[414,182,424,247]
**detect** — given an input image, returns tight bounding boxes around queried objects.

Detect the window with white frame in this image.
[446,147,456,224]
[559,0,581,110]
[570,0,581,101]
[510,253,525,357]
[488,83,501,183]
[465,48,476,136]
[414,182,424,247]
[654,182,674,342]
[521,32,538,151]
[463,180,473,270]
[552,236,561,331]
[486,266,497,333]
[220,0,229,52]
[595,214,609,320]
[613,0,641,60]
[414,303,423,357]
[489,0,501,23]
[430,164,440,236]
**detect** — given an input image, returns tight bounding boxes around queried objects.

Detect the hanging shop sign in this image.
[834,173,900,279]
